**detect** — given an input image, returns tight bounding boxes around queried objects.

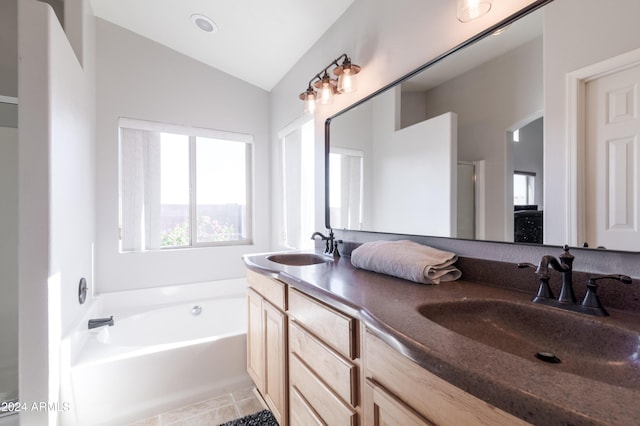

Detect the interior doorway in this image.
[510,116,544,244]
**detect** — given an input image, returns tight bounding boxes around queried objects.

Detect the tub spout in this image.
[88,316,114,330]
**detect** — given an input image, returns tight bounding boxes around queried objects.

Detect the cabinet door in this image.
[247,288,264,392]
[366,379,433,426]
[264,300,288,426]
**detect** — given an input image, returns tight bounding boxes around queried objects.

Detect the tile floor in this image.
[126,387,264,426]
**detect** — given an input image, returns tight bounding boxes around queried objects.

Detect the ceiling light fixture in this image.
[456,0,492,22]
[299,53,361,113]
[190,13,218,33]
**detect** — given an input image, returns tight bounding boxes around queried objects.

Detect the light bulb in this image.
[299,87,317,113]
[337,68,356,94]
[304,93,316,113]
[318,80,334,105]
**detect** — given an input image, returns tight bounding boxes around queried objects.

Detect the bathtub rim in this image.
[64,278,248,368]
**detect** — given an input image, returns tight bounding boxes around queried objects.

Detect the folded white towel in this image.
[350,240,462,284]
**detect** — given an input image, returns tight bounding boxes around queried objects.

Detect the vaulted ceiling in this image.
[90,0,355,91]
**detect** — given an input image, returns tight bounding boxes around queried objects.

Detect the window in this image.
[119,118,252,252]
[329,148,363,230]
[513,171,535,206]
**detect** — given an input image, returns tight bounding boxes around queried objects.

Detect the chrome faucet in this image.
[88,316,114,330]
[519,246,632,316]
[311,229,341,258]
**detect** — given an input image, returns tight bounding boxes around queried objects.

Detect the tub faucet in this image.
[88,316,114,330]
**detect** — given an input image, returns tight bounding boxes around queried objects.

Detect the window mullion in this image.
[190,136,198,246]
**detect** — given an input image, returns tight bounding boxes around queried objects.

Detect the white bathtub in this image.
[63,279,251,426]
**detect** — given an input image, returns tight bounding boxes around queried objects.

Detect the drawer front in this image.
[288,288,356,359]
[365,331,530,426]
[366,378,434,426]
[290,353,357,426]
[289,320,357,406]
[290,385,325,426]
[247,270,286,311]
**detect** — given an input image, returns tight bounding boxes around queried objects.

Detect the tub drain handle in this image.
[191,305,202,316]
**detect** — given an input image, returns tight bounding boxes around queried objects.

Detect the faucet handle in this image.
[517,262,555,301]
[332,239,343,258]
[581,274,632,316]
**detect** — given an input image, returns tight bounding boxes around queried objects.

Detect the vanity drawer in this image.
[288,288,357,359]
[365,331,529,426]
[289,353,357,426]
[289,319,358,406]
[290,385,324,426]
[247,269,286,311]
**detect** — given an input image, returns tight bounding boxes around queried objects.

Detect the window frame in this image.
[118,117,253,252]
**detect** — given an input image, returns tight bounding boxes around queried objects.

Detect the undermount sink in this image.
[417,299,640,390]
[266,253,332,266]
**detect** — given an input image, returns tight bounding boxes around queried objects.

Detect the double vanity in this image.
[243,248,640,425]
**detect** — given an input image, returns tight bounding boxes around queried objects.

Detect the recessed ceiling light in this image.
[190,14,217,33]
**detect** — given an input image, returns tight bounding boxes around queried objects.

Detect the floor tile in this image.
[235,396,263,417]
[126,387,263,426]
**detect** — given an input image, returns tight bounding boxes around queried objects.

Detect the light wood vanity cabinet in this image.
[247,268,530,426]
[246,270,288,426]
[363,330,530,426]
[288,288,360,425]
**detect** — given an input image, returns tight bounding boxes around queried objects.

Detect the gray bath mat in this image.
[219,409,278,426]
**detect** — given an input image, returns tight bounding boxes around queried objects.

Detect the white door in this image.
[585,63,640,250]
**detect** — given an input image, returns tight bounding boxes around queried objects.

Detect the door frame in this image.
[566,47,640,246]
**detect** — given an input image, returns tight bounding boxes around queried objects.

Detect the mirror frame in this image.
[325,0,553,238]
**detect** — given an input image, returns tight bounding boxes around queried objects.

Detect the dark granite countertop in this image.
[243,250,640,426]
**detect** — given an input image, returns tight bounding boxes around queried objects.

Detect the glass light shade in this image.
[319,82,334,104]
[337,68,357,93]
[334,59,361,94]
[314,75,335,105]
[304,94,316,113]
[299,87,317,113]
[457,0,492,22]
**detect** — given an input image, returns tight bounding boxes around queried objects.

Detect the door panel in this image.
[585,63,640,250]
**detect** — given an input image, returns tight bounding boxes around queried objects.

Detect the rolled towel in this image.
[350,240,462,284]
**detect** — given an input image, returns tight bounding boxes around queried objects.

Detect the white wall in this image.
[94,19,271,292]
[19,0,95,423]
[544,0,640,245]
[269,0,539,241]
[422,37,543,241]
[371,89,457,235]
[0,126,18,402]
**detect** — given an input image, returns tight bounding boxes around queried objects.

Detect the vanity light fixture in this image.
[299,53,361,113]
[457,0,492,22]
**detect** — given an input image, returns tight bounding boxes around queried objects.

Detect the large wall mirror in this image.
[326,0,640,252]
[0,0,19,411]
